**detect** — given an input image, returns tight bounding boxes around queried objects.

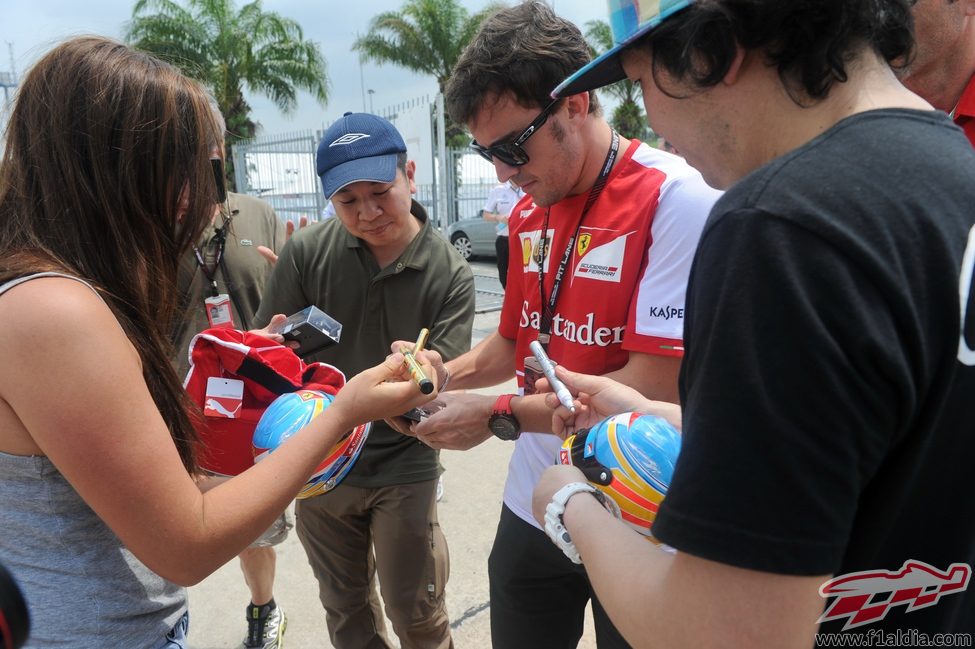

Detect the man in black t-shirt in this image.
[528,1,975,647]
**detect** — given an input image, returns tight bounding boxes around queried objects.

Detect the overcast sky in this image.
[0,0,609,136]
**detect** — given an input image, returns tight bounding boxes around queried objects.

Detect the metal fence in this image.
[232,129,502,230]
[231,130,324,226]
[0,72,17,158]
[443,148,499,225]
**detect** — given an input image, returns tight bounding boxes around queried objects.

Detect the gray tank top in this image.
[0,273,186,648]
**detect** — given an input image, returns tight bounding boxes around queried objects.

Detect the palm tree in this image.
[352,0,502,146]
[584,19,652,142]
[126,0,329,189]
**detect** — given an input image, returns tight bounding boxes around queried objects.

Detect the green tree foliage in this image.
[584,19,652,142]
[126,0,329,189]
[352,0,502,147]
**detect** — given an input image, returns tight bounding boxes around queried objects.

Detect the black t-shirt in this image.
[653,109,975,637]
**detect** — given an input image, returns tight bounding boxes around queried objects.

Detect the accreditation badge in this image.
[205,294,235,329]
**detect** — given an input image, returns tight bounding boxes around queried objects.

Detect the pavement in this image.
[186,261,599,648]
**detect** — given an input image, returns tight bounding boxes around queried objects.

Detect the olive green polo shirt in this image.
[172,192,286,379]
[254,200,475,488]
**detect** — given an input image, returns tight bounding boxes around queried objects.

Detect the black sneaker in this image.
[242,603,287,649]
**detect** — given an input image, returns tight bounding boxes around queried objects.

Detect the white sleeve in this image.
[483,186,502,213]
[630,168,722,344]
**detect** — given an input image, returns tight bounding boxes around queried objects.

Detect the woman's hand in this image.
[389,340,447,391]
[329,352,439,430]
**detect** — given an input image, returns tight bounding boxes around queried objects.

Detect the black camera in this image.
[0,560,30,649]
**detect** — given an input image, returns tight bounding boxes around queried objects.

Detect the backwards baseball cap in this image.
[316,112,407,199]
[552,0,694,99]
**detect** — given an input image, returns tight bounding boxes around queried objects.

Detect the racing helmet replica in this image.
[558,411,681,541]
[252,389,370,499]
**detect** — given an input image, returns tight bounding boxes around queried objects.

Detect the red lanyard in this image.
[536,131,620,349]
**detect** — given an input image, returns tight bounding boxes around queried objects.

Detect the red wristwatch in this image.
[488,394,521,441]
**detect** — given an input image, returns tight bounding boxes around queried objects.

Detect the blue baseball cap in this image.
[551,0,694,99]
[316,112,407,199]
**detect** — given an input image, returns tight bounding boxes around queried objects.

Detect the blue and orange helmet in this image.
[558,411,681,541]
[252,389,370,499]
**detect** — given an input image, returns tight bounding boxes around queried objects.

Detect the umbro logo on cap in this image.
[330,133,371,147]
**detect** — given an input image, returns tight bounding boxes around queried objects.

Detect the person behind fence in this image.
[0,36,440,649]
[254,112,474,649]
[481,180,524,288]
[401,3,721,648]
[529,0,975,646]
[170,98,291,649]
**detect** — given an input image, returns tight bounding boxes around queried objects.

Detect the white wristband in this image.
[543,482,608,565]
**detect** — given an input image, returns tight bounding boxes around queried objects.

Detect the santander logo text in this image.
[818,560,971,630]
[519,302,625,347]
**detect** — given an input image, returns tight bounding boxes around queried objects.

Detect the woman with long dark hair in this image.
[0,36,436,648]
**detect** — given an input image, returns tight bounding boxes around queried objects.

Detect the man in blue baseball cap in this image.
[254,112,474,649]
[532,0,975,647]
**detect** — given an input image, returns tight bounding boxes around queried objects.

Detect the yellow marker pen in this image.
[414,328,430,354]
[401,328,433,394]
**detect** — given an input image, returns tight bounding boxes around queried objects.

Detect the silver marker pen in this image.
[529,340,576,413]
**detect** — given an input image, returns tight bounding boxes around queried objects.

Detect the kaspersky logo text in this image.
[519,304,625,347]
[648,306,684,321]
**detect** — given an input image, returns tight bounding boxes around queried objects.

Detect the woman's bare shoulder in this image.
[1,275,112,327]
[0,275,134,370]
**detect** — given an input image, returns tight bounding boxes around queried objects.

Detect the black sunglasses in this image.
[470,98,562,167]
